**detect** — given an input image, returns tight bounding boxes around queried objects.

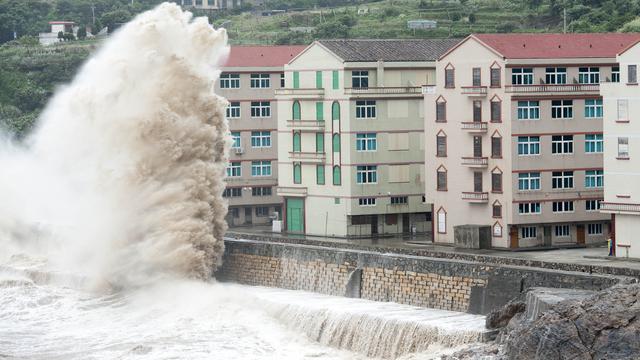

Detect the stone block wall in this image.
[217,239,628,314]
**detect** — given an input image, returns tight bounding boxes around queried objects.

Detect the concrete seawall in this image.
[217,238,630,314]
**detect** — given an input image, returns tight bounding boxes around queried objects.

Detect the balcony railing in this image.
[461,122,488,132]
[289,151,326,163]
[422,85,436,95]
[286,120,326,131]
[277,186,308,197]
[461,157,488,167]
[505,84,600,93]
[600,202,640,213]
[462,192,489,203]
[275,88,325,97]
[344,86,422,96]
[461,86,487,96]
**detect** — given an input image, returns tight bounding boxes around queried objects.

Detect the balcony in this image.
[461,157,488,168]
[277,186,307,198]
[422,85,436,95]
[461,122,488,133]
[289,151,326,164]
[505,84,599,95]
[286,120,326,131]
[461,192,489,203]
[275,88,325,98]
[344,86,423,98]
[600,202,640,214]
[461,86,487,97]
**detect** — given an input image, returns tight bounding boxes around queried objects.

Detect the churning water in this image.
[0,3,487,359]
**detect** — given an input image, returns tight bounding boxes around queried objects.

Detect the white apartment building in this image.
[425,33,640,249]
[217,45,305,226]
[600,39,640,258]
[276,39,459,237]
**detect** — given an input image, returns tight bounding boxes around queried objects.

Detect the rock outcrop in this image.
[485,300,526,329]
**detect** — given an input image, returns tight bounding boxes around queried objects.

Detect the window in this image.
[617,99,629,121]
[250,101,271,117]
[493,222,503,237]
[585,170,604,188]
[493,203,502,218]
[521,226,537,239]
[518,172,541,191]
[584,99,603,118]
[333,166,341,185]
[252,186,272,196]
[491,172,502,193]
[351,215,371,225]
[578,67,600,84]
[491,136,502,158]
[551,100,573,119]
[390,196,408,205]
[585,134,603,153]
[518,136,540,155]
[545,67,567,84]
[436,100,446,122]
[358,198,376,206]
[256,207,269,217]
[332,133,340,152]
[222,187,242,197]
[315,71,323,88]
[612,66,620,83]
[230,208,239,218]
[226,102,240,118]
[445,67,455,88]
[472,67,481,86]
[555,225,571,237]
[490,67,501,87]
[231,132,241,148]
[316,132,324,153]
[316,102,324,121]
[332,101,340,121]
[512,68,533,85]
[490,101,501,122]
[517,101,540,120]
[628,64,637,83]
[437,167,447,191]
[356,165,377,184]
[251,161,271,177]
[553,201,574,213]
[292,101,301,120]
[332,70,339,89]
[519,202,541,215]
[250,73,270,88]
[437,208,446,233]
[437,134,447,157]
[280,73,285,87]
[586,199,602,211]
[552,135,574,154]
[356,100,376,119]
[352,70,369,88]
[316,165,325,185]
[251,131,271,148]
[552,171,574,189]
[618,137,629,158]
[473,100,482,122]
[226,162,241,177]
[220,73,240,88]
[292,132,301,152]
[293,71,300,88]
[293,163,301,184]
[588,223,603,235]
[356,133,377,151]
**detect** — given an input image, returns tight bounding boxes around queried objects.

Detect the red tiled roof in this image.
[473,33,640,59]
[224,45,307,67]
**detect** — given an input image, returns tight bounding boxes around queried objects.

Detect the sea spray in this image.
[0,3,230,287]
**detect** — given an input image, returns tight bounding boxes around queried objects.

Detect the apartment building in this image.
[276,39,459,237]
[173,0,251,10]
[424,33,640,248]
[218,45,305,226]
[600,40,640,258]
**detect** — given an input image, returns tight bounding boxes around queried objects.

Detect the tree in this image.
[468,12,477,24]
[77,26,87,40]
[620,18,640,32]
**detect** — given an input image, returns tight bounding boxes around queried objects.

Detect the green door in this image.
[286,198,304,232]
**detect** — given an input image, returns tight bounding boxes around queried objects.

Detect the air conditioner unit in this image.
[234,147,244,155]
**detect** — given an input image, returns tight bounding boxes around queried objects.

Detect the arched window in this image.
[491,167,503,193]
[332,133,340,152]
[436,130,447,157]
[332,165,341,185]
[492,200,502,218]
[332,101,340,121]
[293,163,301,184]
[490,95,502,123]
[437,207,447,234]
[436,165,447,191]
[436,96,446,122]
[292,101,301,120]
[491,130,502,158]
[493,221,503,237]
[293,132,301,152]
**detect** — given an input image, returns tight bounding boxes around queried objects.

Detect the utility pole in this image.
[563,8,567,33]
[91,5,95,26]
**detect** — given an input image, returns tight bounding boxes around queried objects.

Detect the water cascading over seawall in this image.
[0,3,230,287]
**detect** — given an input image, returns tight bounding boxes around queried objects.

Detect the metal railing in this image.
[275,88,325,96]
[461,192,489,201]
[461,157,488,166]
[505,84,600,93]
[461,86,488,95]
[461,122,488,131]
[288,151,326,163]
[344,86,422,95]
[600,202,640,213]
[286,120,326,130]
